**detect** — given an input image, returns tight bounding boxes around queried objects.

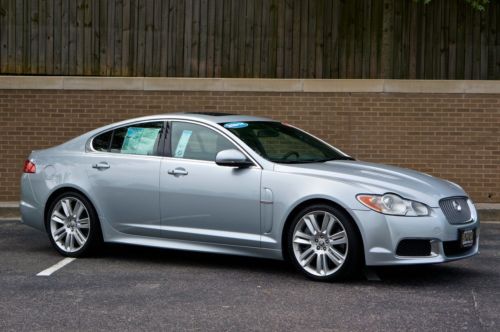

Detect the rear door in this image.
[159,120,262,247]
[87,120,165,237]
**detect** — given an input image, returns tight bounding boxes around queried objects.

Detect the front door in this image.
[160,121,261,247]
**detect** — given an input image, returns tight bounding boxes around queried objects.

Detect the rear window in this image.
[92,121,164,156]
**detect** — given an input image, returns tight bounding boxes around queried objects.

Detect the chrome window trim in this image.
[86,119,166,156]
[86,117,263,169]
[166,119,263,169]
[85,151,165,161]
[161,156,260,169]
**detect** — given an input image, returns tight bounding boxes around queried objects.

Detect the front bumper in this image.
[351,205,480,266]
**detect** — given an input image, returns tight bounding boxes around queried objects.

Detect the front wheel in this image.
[286,204,363,281]
[46,191,102,257]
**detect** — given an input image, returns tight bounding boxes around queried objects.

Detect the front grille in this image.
[439,197,472,224]
[396,239,432,257]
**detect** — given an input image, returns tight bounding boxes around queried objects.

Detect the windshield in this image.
[220,121,353,164]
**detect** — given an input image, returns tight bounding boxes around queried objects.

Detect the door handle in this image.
[167,168,188,176]
[92,162,110,170]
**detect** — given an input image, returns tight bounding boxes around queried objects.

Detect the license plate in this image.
[460,229,475,248]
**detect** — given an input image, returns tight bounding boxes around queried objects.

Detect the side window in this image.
[109,121,164,155]
[92,130,112,152]
[170,122,236,161]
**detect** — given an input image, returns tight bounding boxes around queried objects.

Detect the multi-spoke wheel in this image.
[287,204,362,281]
[46,192,102,257]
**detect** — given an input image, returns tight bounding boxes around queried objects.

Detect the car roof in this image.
[80,112,278,143]
[161,112,276,124]
[98,112,276,129]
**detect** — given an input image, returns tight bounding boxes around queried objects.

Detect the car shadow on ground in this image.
[372,264,486,285]
[96,242,487,285]
[101,243,296,277]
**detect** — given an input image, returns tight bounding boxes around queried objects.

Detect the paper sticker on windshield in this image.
[121,127,161,155]
[174,130,193,158]
[223,122,248,129]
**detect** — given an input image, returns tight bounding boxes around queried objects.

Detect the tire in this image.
[286,204,363,281]
[45,191,102,257]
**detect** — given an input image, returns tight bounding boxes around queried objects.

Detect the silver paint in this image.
[20,113,479,265]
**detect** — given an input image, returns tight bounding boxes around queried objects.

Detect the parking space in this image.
[1,219,499,331]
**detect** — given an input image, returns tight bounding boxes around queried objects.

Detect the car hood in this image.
[274,160,467,207]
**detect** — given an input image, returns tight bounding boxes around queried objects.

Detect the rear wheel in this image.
[287,204,363,281]
[46,191,102,257]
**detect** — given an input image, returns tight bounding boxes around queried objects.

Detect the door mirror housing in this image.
[215,149,254,168]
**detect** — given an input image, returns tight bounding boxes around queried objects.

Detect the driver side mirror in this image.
[215,149,254,168]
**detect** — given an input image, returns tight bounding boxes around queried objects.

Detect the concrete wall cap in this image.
[0,76,63,89]
[0,76,500,94]
[63,77,144,90]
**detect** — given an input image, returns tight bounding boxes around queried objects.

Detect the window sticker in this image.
[174,130,193,157]
[121,127,161,155]
[223,122,248,129]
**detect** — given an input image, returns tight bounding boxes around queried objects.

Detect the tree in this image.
[416,0,490,11]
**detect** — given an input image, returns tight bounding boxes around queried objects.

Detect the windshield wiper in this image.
[274,160,307,164]
[274,156,355,164]
[302,156,355,163]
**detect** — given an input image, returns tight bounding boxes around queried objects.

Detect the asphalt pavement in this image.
[0,219,499,331]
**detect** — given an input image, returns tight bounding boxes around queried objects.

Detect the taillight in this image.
[23,160,36,174]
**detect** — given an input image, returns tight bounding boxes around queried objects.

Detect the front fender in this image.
[261,170,370,251]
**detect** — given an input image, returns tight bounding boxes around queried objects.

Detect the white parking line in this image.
[36,257,76,276]
[481,221,500,224]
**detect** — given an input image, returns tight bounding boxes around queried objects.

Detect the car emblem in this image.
[452,200,462,212]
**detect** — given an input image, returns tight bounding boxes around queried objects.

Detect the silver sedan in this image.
[20,113,479,281]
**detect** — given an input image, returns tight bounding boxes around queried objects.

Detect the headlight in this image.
[356,193,430,216]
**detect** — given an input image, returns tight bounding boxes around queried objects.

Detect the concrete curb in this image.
[476,203,500,222]
[0,202,20,219]
[2,76,500,94]
[1,202,499,221]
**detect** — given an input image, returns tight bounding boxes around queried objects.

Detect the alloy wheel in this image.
[292,210,349,277]
[49,197,91,253]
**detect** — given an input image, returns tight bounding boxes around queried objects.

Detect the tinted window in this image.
[221,121,352,164]
[109,121,164,155]
[92,130,112,152]
[170,122,235,161]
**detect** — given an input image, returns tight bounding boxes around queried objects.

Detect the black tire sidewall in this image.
[286,204,363,282]
[45,191,101,257]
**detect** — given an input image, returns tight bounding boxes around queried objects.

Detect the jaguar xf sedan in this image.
[20,112,479,281]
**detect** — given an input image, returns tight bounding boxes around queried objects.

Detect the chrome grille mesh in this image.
[439,197,471,224]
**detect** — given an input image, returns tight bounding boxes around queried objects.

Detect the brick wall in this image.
[0,89,498,203]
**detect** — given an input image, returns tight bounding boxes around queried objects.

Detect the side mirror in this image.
[215,149,254,168]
